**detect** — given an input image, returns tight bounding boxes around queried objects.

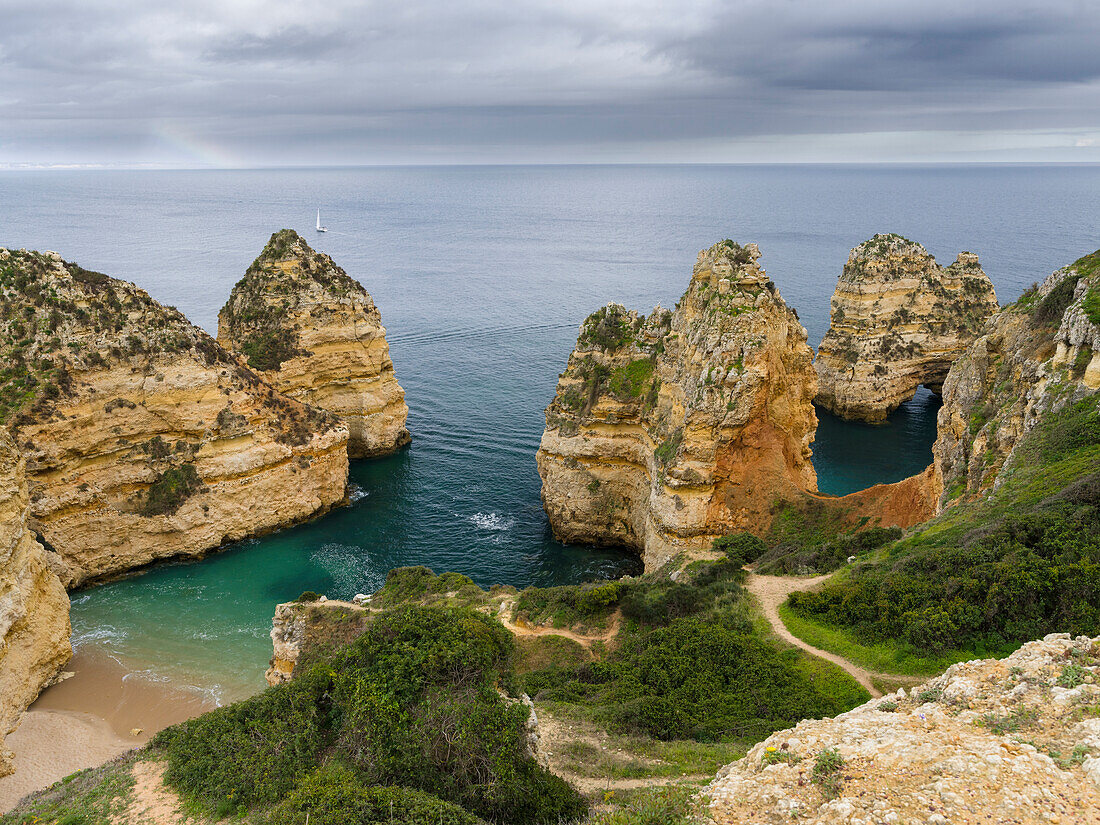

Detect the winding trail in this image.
[745,572,886,698]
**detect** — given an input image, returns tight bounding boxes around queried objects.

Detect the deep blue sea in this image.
[3,164,1099,699]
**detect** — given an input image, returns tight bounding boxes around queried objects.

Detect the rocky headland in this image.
[705,633,1100,824]
[933,250,1100,508]
[537,241,820,568]
[0,428,71,778]
[0,247,349,587]
[816,234,998,423]
[537,240,936,570]
[217,230,409,458]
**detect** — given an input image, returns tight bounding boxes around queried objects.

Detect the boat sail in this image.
[316,209,328,233]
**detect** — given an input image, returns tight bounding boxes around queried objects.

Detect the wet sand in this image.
[0,648,220,812]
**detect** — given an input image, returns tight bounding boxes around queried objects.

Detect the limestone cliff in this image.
[0,429,71,778]
[816,234,998,423]
[933,249,1100,508]
[0,247,349,587]
[218,230,409,458]
[704,633,1100,824]
[537,241,820,569]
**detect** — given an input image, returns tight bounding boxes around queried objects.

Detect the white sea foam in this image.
[72,624,128,646]
[348,484,369,503]
[468,512,516,531]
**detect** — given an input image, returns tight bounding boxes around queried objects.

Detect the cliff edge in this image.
[934,248,1100,509]
[218,230,410,458]
[0,428,71,778]
[816,234,998,423]
[0,247,349,587]
[705,633,1100,824]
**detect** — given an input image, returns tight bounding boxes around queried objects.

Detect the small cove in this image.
[5,163,1098,703]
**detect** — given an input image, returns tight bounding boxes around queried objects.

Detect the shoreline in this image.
[0,647,220,813]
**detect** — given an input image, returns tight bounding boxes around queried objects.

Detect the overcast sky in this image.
[3,0,1100,166]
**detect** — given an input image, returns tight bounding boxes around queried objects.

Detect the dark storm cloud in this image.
[663,2,1100,91]
[1,0,1099,164]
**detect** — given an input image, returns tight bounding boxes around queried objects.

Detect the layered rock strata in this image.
[933,250,1100,508]
[218,230,409,458]
[537,241,821,569]
[705,633,1100,824]
[816,234,998,423]
[0,429,71,778]
[0,247,349,587]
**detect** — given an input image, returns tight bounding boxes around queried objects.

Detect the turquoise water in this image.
[5,164,1100,700]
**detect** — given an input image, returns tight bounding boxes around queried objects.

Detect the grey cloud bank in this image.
[2,0,1100,165]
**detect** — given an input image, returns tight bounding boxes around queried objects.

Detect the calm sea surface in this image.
[3,164,1098,700]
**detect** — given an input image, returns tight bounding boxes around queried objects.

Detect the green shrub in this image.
[654,429,683,466]
[515,581,620,627]
[755,526,902,575]
[372,566,476,607]
[536,618,862,742]
[788,399,1100,655]
[240,327,300,371]
[262,764,483,825]
[811,748,845,799]
[1082,287,1100,326]
[579,306,635,351]
[154,664,333,809]
[1030,275,1080,327]
[156,607,585,825]
[297,591,320,602]
[712,533,767,565]
[140,464,201,516]
[607,359,655,401]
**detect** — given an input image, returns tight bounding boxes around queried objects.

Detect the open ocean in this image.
[4,164,1099,700]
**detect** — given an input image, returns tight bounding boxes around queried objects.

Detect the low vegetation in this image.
[140,464,202,516]
[520,554,868,743]
[789,397,1100,660]
[154,606,586,824]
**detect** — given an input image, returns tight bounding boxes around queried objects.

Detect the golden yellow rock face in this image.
[537,241,820,570]
[933,252,1100,509]
[217,230,409,458]
[816,234,998,423]
[0,247,349,587]
[0,429,71,778]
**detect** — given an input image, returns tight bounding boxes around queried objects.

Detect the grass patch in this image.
[607,358,655,401]
[777,602,977,677]
[1082,287,1100,327]
[582,784,698,825]
[1,752,138,825]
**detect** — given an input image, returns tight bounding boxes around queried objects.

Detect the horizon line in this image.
[5,160,1100,172]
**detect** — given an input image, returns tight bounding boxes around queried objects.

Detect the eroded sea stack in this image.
[933,249,1100,508]
[816,234,998,423]
[0,428,71,778]
[537,240,820,569]
[0,247,349,587]
[218,230,409,458]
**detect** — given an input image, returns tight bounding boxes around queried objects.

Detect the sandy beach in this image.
[0,648,220,812]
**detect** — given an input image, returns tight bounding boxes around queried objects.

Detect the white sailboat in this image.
[316,209,328,233]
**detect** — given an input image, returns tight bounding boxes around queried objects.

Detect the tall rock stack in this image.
[218,230,410,458]
[0,428,71,777]
[815,234,998,423]
[0,247,349,587]
[537,240,820,569]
